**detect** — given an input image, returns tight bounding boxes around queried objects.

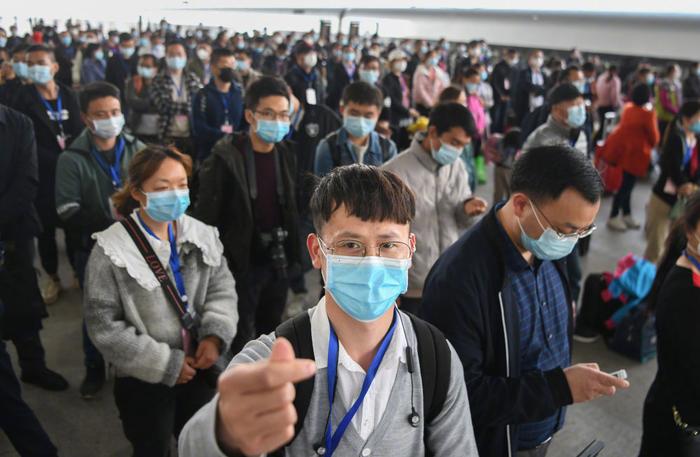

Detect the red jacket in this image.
[604,103,660,177]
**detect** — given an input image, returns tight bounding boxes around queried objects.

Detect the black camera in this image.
[260,227,289,279]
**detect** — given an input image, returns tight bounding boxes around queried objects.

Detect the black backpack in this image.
[325,131,393,168]
[272,311,451,456]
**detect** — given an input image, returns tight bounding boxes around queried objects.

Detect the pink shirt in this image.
[466,94,486,138]
[595,72,622,108]
[412,64,450,108]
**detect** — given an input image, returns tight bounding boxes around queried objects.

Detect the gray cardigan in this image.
[178,307,479,457]
[382,136,474,298]
[84,213,238,387]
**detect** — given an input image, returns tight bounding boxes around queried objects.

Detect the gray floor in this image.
[1,168,658,457]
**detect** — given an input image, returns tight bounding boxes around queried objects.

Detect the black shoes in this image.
[80,364,106,400]
[21,367,69,391]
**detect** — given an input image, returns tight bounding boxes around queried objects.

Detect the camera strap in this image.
[244,138,286,207]
[120,215,199,339]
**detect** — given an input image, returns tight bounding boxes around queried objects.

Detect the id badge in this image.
[504,79,510,91]
[57,134,66,150]
[306,88,317,105]
[220,124,233,134]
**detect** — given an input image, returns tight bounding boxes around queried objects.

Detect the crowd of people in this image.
[0,17,700,457]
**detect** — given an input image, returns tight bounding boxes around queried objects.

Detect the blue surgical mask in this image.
[572,80,585,93]
[517,200,578,261]
[420,45,429,55]
[236,60,250,72]
[646,74,655,85]
[691,120,700,135]
[61,36,72,47]
[343,115,376,138]
[481,70,489,81]
[0,37,7,48]
[13,61,28,79]
[142,189,190,222]
[429,56,440,66]
[358,69,379,85]
[567,104,586,128]
[321,250,410,322]
[137,66,156,79]
[431,139,462,166]
[166,56,187,70]
[343,52,355,62]
[466,83,479,95]
[94,50,105,61]
[120,46,135,59]
[255,119,290,143]
[28,65,53,85]
[139,38,150,48]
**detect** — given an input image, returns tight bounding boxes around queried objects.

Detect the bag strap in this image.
[274,312,315,439]
[119,216,198,334]
[407,313,452,427]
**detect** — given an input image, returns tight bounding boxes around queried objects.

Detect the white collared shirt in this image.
[310,297,407,441]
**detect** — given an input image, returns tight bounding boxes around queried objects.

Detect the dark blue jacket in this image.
[192,81,244,161]
[422,206,574,457]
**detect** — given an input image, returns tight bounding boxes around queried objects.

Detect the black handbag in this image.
[674,406,700,456]
[120,216,222,387]
[608,304,657,363]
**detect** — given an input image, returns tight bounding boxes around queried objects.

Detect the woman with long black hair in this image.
[640,192,700,456]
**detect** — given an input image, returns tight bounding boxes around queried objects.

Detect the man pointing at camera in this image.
[179,165,478,456]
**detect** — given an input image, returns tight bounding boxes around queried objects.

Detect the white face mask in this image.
[303,52,318,69]
[196,48,210,61]
[392,61,407,73]
[92,114,125,139]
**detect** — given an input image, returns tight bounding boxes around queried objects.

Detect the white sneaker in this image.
[623,215,641,230]
[40,277,61,305]
[607,216,627,232]
[283,292,309,320]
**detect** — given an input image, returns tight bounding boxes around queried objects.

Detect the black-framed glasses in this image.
[530,201,597,240]
[255,109,291,122]
[318,237,413,260]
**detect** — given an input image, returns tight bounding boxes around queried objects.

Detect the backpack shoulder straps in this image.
[274,312,315,440]
[325,131,342,168]
[407,313,452,427]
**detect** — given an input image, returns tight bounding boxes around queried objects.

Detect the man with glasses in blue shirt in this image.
[422,146,630,457]
[195,76,301,355]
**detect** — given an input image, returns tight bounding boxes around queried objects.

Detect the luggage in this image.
[608,304,657,363]
[594,111,623,194]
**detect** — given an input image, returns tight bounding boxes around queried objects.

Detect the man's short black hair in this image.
[463,67,479,79]
[79,81,121,113]
[211,47,235,66]
[244,76,290,112]
[631,83,651,107]
[10,44,29,58]
[293,41,314,56]
[26,44,56,62]
[166,40,186,50]
[138,53,157,66]
[119,33,134,44]
[341,81,383,109]
[438,85,464,104]
[582,61,595,73]
[429,102,477,138]
[511,146,603,204]
[548,83,582,105]
[310,164,416,233]
[360,54,380,67]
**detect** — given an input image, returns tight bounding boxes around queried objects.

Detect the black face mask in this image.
[218,67,235,83]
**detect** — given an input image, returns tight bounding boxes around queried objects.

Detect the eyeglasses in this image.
[530,201,597,240]
[318,237,413,260]
[255,109,291,122]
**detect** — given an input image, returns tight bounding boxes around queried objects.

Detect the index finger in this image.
[596,371,630,389]
[223,358,316,394]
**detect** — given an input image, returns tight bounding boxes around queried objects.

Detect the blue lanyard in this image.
[172,75,185,100]
[37,87,64,134]
[683,140,695,169]
[219,92,230,120]
[136,212,188,305]
[324,311,398,457]
[91,136,125,188]
[685,250,700,272]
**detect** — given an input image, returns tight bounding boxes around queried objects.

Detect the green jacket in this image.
[56,129,144,236]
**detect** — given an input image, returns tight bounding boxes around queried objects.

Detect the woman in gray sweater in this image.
[83,144,238,457]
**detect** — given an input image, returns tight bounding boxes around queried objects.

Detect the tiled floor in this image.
[1,167,658,456]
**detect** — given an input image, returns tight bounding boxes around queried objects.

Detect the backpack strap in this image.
[378,135,393,162]
[272,312,315,452]
[407,313,452,432]
[325,132,342,168]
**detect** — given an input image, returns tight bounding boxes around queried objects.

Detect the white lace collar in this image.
[92,211,224,291]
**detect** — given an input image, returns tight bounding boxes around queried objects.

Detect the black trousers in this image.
[36,220,79,277]
[611,171,637,218]
[114,374,215,457]
[230,263,289,355]
[639,384,685,457]
[0,337,57,456]
[0,238,49,372]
